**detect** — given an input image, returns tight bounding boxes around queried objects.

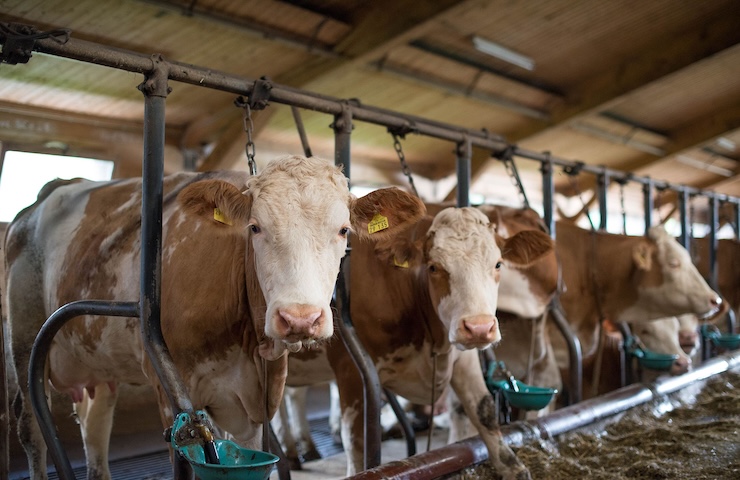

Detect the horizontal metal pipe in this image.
[13,31,740,205]
[28,301,139,480]
[348,350,740,480]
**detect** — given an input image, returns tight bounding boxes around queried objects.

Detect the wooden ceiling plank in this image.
[507,13,740,143]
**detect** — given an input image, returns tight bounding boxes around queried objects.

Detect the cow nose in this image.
[670,355,691,376]
[710,296,722,308]
[277,305,322,339]
[458,315,498,346]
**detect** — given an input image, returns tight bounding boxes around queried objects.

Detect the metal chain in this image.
[499,148,529,208]
[392,132,419,197]
[235,96,257,175]
[564,164,596,230]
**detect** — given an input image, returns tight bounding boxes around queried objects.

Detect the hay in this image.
[459,371,740,479]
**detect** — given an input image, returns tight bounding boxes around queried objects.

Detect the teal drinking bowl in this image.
[632,348,678,371]
[488,379,558,410]
[178,439,279,480]
[711,333,740,350]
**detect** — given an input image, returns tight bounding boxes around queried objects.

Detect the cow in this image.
[578,315,698,398]
[274,204,562,468]
[3,155,426,480]
[551,221,724,402]
[280,206,555,479]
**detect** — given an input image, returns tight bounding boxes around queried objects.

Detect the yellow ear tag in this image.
[394,257,409,268]
[368,212,389,234]
[213,207,232,226]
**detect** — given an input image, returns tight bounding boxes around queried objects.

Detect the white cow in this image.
[4,155,425,480]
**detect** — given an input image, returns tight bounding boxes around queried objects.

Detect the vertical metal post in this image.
[332,103,382,471]
[456,137,471,207]
[708,196,719,291]
[643,179,653,233]
[736,202,740,241]
[597,171,609,231]
[138,56,193,479]
[678,189,690,249]
[541,154,555,238]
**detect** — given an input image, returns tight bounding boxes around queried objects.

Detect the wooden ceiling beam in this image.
[196,0,472,171]
[624,102,740,175]
[507,14,740,144]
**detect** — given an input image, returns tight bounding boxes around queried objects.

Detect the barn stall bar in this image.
[1,21,739,480]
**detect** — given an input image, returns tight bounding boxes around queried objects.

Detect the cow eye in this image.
[339,227,350,237]
[668,259,680,268]
[495,261,503,270]
[250,224,261,234]
[428,264,437,273]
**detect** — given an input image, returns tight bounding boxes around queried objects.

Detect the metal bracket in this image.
[0,22,71,65]
[249,76,273,110]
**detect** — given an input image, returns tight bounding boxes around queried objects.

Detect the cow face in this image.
[418,208,554,350]
[179,155,425,359]
[620,227,723,323]
[630,317,693,376]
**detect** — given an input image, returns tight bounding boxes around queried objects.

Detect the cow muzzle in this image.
[454,314,500,349]
[274,304,327,343]
[669,355,691,376]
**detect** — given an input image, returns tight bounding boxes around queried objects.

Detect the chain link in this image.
[235,96,257,175]
[392,133,419,198]
[501,153,529,208]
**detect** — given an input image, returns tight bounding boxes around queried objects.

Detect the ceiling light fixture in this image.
[472,35,535,71]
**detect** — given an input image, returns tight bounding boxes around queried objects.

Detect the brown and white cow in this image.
[275,204,561,469]
[284,206,554,479]
[552,221,723,401]
[3,155,425,480]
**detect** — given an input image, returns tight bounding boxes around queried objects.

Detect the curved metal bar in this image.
[28,300,139,480]
[548,300,583,405]
[383,388,417,458]
[334,256,383,470]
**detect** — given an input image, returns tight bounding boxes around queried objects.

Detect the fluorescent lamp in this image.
[472,36,535,71]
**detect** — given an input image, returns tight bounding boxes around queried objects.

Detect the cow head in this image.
[479,205,559,318]
[630,317,693,376]
[379,207,553,350]
[179,155,425,359]
[619,226,723,323]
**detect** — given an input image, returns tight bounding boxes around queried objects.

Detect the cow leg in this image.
[332,358,365,477]
[450,350,530,480]
[328,381,342,444]
[7,267,49,480]
[446,388,478,443]
[74,383,119,480]
[272,388,303,470]
[285,386,321,462]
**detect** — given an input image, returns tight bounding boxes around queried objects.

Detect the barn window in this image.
[0,151,114,222]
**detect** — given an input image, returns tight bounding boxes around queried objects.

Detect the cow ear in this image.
[500,230,554,267]
[632,241,654,271]
[373,236,425,270]
[350,187,426,241]
[178,179,252,226]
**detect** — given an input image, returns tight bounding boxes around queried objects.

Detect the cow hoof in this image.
[302,447,322,462]
[288,457,303,471]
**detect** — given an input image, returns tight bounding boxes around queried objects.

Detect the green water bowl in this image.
[488,379,558,411]
[631,348,678,371]
[711,333,740,350]
[178,440,279,480]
